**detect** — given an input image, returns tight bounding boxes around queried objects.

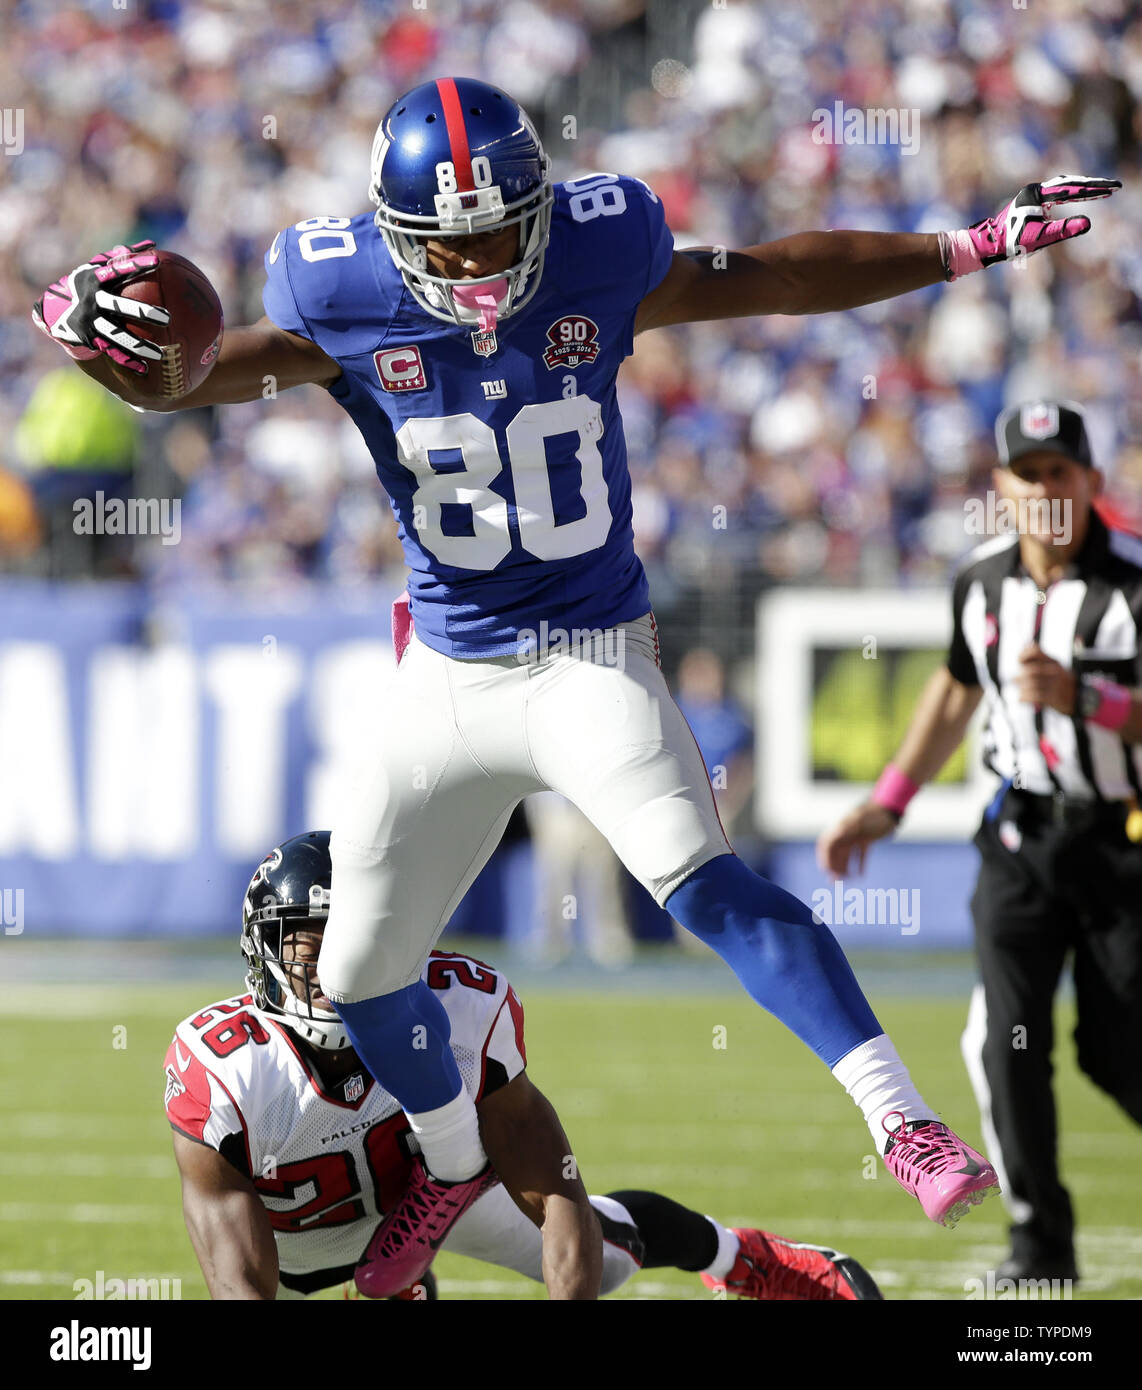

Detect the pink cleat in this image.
[355,1158,499,1298]
[882,1112,999,1227]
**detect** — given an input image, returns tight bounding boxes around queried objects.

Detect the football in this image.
[111,249,224,401]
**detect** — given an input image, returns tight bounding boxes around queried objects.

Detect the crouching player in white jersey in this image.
[165,831,882,1302]
[41,76,1121,1297]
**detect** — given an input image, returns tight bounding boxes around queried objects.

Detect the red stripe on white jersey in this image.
[506,985,527,1066]
[163,1035,214,1142]
[436,78,475,191]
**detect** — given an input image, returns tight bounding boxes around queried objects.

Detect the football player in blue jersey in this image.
[36,76,1120,1297]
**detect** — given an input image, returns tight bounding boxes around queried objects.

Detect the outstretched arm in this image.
[636,174,1120,333]
[476,1072,602,1300]
[33,240,341,411]
[637,232,943,331]
[76,315,341,412]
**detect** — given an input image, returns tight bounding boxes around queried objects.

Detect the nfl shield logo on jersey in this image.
[344,1073,365,1103]
[470,328,498,357]
[1020,403,1059,441]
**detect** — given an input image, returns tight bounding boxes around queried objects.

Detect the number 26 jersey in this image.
[163,951,526,1293]
[262,175,674,658]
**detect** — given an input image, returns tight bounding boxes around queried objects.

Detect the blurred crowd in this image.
[2,0,1142,652]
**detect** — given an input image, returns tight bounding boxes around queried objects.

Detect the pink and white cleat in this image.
[882,1112,999,1228]
[355,1158,499,1298]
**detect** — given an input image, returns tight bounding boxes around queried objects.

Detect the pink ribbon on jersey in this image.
[451,278,507,332]
[392,590,413,665]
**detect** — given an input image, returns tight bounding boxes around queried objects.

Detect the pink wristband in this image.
[939,227,982,281]
[872,764,920,816]
[55,339,100,362]
[1084,677,1132,732]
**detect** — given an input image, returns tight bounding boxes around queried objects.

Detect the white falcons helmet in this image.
[240,830,349,1051]
[368,76,553,327]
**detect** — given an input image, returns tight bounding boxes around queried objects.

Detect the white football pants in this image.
[319,613,729,1003]
[281,1187,644,1299]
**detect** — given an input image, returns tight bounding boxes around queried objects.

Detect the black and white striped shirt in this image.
[947,511,1142,801]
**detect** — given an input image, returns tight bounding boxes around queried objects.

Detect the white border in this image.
[755,589,989,839]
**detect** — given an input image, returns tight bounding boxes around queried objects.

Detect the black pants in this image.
[964,792,1142,1265]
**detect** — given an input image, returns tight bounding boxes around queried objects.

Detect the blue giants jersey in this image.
[262,175,674,657]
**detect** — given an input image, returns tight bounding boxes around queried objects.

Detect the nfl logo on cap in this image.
[997,399,1093,468]
[1020,403,1059,440]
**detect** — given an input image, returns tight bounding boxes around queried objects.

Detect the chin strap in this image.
[287,1010,351,1050]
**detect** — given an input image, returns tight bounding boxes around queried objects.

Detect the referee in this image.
[817,400,1142,1284]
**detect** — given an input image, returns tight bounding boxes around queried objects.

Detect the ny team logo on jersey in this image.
[375,346,427,392]
[543,315,600,369]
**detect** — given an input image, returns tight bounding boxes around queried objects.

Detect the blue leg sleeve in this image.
[665,855,881,1068]
[334,981,463,1113]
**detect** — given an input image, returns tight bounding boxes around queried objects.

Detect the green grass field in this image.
[2,958,1139,1302]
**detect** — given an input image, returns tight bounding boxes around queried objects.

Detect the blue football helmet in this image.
[368,77,553,327]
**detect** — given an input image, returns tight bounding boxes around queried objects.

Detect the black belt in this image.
[1007,788,1130,831]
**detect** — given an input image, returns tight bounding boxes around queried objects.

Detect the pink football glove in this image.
[32,241,171,374]
[942,174,1121,280]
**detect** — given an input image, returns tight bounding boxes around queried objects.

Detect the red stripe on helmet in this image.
[436,78,475,191]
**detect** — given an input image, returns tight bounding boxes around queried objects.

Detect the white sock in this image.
[831,1034,940,1155]
[701,1218,740,1281]
[406,1088,486,1181]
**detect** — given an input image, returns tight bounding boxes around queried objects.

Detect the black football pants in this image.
[963,792,1142,1265]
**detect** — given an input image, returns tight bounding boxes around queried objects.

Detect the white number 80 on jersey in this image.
[398,396,612,569]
